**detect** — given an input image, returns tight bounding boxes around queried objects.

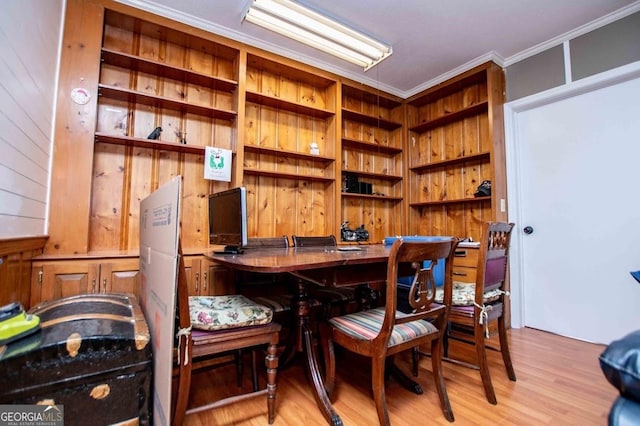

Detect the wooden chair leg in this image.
[443,322,451,357]
[236,349,244,387]
[412,346,420,377]
[475,324,497,404]
[498,316,517,381]
[431,337,455,422]
[371,356,391,426]
[265,340,279,425]
[251,349,259,391]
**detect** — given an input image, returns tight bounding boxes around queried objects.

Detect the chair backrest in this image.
[474,222,514,305]
[245,236,289,249]
[379,238,458,344]
[292,235,337,247]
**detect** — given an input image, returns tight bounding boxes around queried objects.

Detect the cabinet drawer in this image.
[453,247,478,268]
[452,266,476,283]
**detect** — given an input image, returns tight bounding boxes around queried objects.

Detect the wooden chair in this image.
[320,238,459,425]
[237,236,293,305]
[173,247,281,426]
[291,235,359,317]
[415,222,516,405]
[238,236,298,351]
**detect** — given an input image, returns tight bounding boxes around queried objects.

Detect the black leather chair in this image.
[600,329,640,425]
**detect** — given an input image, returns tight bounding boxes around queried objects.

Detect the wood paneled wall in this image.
[0,237,46,306]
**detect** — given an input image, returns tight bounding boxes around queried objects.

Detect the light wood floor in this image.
[183,327,616,425]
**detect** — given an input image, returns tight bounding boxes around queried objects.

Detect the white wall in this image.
[0,0,64,238]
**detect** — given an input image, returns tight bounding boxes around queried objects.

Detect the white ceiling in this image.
[115,0,639,98]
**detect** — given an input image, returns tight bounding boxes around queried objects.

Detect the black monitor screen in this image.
[208,187,248,254]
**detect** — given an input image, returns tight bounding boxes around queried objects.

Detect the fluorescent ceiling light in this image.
[242,0,392,71]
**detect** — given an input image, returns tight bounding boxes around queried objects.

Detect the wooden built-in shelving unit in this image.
[39,0,506,305]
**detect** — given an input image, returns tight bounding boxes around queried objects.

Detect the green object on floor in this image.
[0,302,40,345]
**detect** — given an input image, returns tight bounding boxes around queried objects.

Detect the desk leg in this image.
[282,276,343,426]
[280,279,310,367]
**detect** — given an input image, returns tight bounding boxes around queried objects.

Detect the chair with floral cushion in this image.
[320,238,459,424]
[414,221,516,405]
[173,249,281,426]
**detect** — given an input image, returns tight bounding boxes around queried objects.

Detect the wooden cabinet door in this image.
[183,257,232,296]
[34,261,100,305]
[101,259,141,297]
[202,258,233,296]
[183,257,202,296]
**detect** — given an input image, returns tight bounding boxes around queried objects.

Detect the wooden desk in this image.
[205,245,392,426]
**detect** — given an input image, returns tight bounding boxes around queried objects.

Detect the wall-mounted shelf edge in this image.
[342,109,402,130]
[408,101,488,133]
[246,91,334,118]
[101,48,238,92]
[94,132,226,155]
[243,168,334,182]
[245,144,334,162]
[98,84,237,120]
[410,152,490,172]
[410,196,491,207]
[341,137,402,154]
[342,193,402,201]
[342,169,402,181]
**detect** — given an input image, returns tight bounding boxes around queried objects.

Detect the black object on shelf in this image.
[345,174,359,193]
[147,126,162,140]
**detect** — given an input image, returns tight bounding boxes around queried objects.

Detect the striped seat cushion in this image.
[253,294,322,313]
[328,307,438,347]
[311,287,356,303]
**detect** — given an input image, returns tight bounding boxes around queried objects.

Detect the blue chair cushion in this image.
[328,307,438,348]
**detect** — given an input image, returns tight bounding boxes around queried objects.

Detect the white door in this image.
[506,66,640,344]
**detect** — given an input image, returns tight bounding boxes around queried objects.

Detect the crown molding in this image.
[114,0,639,99]
[114,0,402,96]
[503,0,640,67]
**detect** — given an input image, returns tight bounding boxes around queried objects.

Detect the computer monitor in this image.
[208,187,248,254]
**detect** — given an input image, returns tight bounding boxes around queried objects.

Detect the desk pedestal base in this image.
[280,277,343,426]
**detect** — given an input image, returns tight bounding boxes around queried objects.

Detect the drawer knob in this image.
[523,226,534,235]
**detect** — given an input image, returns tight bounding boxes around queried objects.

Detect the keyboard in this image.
[337,246,362,252]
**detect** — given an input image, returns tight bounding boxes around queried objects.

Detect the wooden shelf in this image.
[101,48,237,92]
[342,192,402,201]
[408,102,488,133]
[410,196,491,207]
[341,137,402,155]
[407,71,487,107]
[243,168,334,182]
[94,132,217,154]
[342,109,402,130]
[342,169,402,181]
[244,144,334,163]
[98,84,237,120]
[246,91,334,118]
[410,152,490,173]
[342,85,402,109]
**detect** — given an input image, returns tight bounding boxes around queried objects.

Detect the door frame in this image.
[503,60,640,329]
